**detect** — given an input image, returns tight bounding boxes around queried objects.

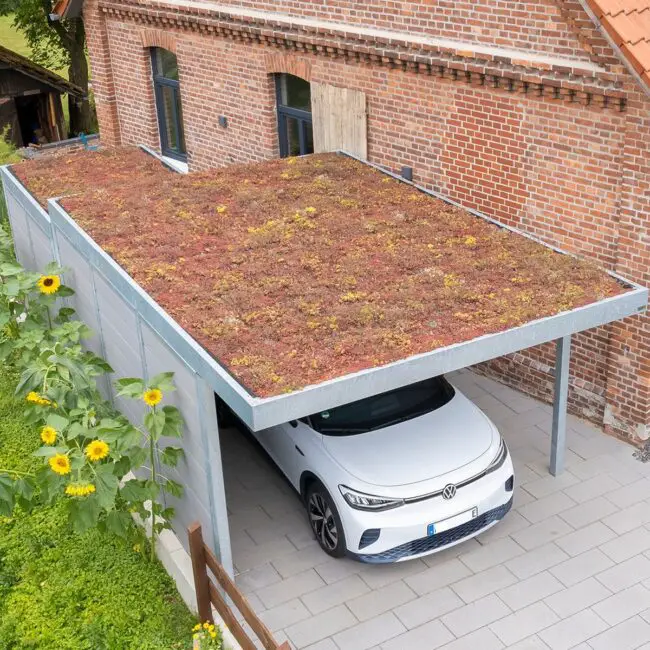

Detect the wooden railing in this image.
[188,522,291,650]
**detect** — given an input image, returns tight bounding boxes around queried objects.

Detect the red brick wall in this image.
[82,2,650,441]
[182,0,597,62]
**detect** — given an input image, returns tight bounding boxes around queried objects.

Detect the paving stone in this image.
[497,571,564,611]
[544,577,612,618]
[437,627,505,650]
[259,598,311,632]
[459,536,525,573]
[284,605,357,648]
[313,557,362,585]
[554,521,616,557]
[562,473,621,504]
[587,616,650,650]
[550,548,614,587]
[602,501,650,535]
[346,579,416,621]
[558,496,618,530]
[358,557,428,590]
[605,478,650,510]
[303,639,338,650]
[505,636,552,649]
[522,471,580,500]
[511,516,574,551]
[600,527,650,563]
[517,491,577,525]
[235,562,283,594]
[505,543,570,580]
[380,619,455,650]
[301,574,370,615]
[489,601,559,646]
[233,536,298,572]
[332,612,406,650]
[256,568,325,609]
[537,609,608,650]
[271,544,329,579]
[451,565,518,603]
[598,554,650,592]
[393,585,464,629]
[404,558,472,596]
[591,583,650,626]
[441,593,511,637]
[474,510,531,543]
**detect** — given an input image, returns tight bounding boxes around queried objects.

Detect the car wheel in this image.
[306,481,346,557]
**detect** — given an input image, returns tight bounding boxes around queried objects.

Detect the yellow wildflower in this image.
[216,205,227,214]
[40,426,57,445]
[85,439,110,462]
[37,275,61,295]
[464,235,477,246]
[304,206,316,214]
[143,388,163,407]
[49,453,71,476]
[65,483,96,497]
[192,624,201,632]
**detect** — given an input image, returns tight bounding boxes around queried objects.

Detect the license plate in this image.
[428,507,478,536]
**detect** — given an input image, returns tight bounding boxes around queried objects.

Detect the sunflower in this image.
[37,275,61,295]
[143,388,163,407]
[49,453,71,475]
[40,425,57,445]
[85,439,109,462]
[26,392,51,406]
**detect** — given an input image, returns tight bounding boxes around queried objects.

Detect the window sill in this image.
[162,156,188,174]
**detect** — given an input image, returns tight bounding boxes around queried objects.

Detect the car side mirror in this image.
[289,420,298,428]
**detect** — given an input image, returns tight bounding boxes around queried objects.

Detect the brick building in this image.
[62,0,650,442]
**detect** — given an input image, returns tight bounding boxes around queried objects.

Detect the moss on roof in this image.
[12,148,625,398]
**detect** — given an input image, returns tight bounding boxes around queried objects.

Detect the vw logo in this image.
[442,484,457,500]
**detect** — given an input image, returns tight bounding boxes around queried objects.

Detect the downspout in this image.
[576,0,650,98]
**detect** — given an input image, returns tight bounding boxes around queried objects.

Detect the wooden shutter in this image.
[311,82,367,159]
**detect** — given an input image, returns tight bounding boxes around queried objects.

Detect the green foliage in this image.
[0,1,69,71]
[0,224,186,560]
[0,369,195,649]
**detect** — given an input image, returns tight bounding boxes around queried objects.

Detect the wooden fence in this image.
[188,522,291,650]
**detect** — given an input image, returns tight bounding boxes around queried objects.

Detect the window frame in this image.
[275,74,313,158]
[150,48,187,162]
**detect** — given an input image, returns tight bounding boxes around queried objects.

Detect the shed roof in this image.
[0,45,84,98]
[10,147,647,430]
[586,0,650,88]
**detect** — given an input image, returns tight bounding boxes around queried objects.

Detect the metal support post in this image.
[550,335,571,476]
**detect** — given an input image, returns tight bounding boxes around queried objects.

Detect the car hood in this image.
[321,389,497,488]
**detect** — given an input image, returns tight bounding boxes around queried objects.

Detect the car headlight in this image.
[338,485,405,511]
[485,438,508,475]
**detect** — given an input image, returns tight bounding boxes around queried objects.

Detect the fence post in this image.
[188,522,214,624]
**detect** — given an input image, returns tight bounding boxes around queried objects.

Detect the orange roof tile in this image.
[587,0,650,87]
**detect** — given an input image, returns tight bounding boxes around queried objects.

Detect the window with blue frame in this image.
[151,48,186,161]
[275,73,313,158]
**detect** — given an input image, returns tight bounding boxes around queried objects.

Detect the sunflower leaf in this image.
[115,378,145,397]
[94,464,119,510]
[68,496,101,533]
[148,372,176,392]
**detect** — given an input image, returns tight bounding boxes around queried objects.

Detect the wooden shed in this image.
[0,45,84,147]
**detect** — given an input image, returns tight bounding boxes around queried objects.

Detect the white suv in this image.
[219,375,514,562]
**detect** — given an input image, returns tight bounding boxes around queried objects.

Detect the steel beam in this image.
[551,336,572,476]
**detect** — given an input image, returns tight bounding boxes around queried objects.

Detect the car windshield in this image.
[310,376,455,435]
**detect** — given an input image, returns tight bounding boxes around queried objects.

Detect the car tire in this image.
[306,480,347,558]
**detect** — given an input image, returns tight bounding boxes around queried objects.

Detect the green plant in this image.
[0,223,184,558]
[0,372,195,650]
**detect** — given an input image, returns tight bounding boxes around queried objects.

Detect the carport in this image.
[1,148,646,581]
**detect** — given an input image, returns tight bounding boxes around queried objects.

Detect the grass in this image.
[0,16,31,57]
[0,369,196,649]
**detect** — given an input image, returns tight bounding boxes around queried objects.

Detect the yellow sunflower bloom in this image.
[40,426,57,445]
[143,389,163,407]
[49,453,71,476]
[37,275,61,295]
[192,624,201,632]
[85,439,109,462]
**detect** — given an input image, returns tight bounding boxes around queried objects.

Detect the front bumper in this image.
[341,454,514,563]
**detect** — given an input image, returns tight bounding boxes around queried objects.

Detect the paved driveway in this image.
[222,369,650,650]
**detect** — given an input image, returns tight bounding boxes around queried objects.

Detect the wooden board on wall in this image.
[311,82,367,160]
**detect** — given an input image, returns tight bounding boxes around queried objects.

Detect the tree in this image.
[0,0,96,136]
